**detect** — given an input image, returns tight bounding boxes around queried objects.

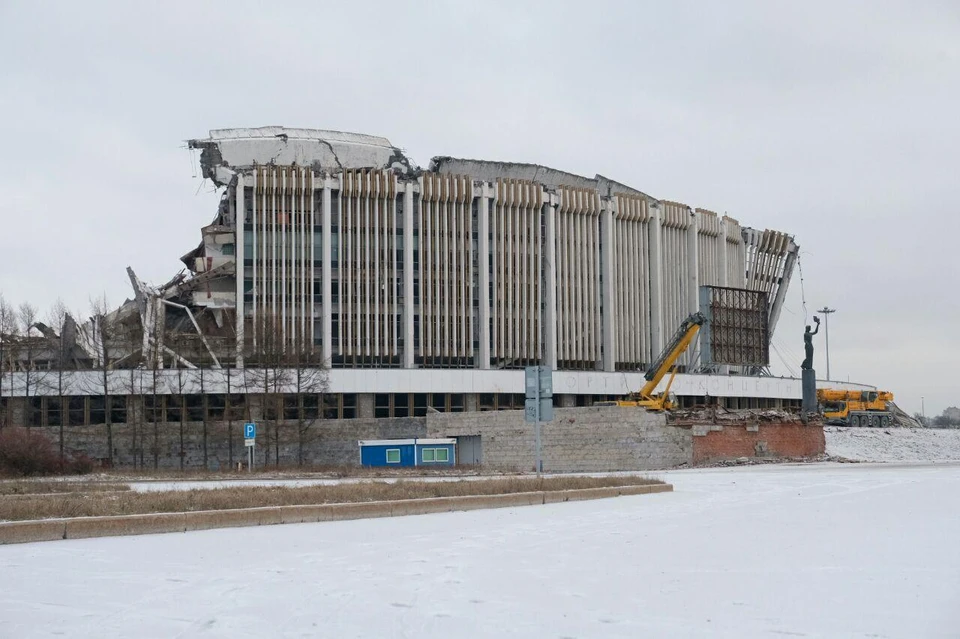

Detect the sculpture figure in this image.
[801,316,820,370]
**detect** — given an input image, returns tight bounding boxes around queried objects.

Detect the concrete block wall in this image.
[23,407,819,471]
[42,417,425,470]
[427,406,692,472]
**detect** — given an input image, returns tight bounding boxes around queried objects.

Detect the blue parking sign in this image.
[244,423,256,439]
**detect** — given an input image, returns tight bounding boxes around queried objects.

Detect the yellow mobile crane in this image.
[600,312,707,411]
[816,388,895,427]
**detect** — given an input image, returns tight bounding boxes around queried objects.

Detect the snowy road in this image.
[2,463,958,638]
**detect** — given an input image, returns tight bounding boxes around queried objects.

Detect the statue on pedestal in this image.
[801,316,820,370]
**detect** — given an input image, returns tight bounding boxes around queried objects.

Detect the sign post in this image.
[243,422,256,473]
[525,366,553,475]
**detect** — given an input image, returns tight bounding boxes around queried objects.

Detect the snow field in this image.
[825,426,960,462]
[1,463,958,638]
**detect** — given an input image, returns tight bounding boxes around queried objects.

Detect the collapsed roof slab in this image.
[188,126,419,186]
[429,157,653,201]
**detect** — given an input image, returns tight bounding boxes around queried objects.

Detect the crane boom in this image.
[639,311,707,398]
[598,311,706,411]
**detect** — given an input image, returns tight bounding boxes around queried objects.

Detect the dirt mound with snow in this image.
[825,427,960,462]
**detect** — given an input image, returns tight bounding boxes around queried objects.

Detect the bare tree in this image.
[245,313,285,467]
[169,332,190,471]
[148,357,161,469]
[45,299,71,462]
[196,336,210,470]
[290,334,329,467]
[17,302,49,428]
[225,365,236,469]
[245,312,328,468]
[0,294,18,429]
[88,295,115,465]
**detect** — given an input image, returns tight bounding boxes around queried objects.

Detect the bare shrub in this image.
[0,428,101,477]
[0,427,60,476]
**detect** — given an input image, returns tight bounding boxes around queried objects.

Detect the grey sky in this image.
[1,1,957,415]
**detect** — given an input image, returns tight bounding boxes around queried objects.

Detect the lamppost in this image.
[921,396,926,425]
[817,307,836,380]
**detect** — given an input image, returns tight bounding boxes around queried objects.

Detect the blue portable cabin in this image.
[358,438,457,467]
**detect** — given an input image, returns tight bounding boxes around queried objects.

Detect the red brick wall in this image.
[691,422,824,464]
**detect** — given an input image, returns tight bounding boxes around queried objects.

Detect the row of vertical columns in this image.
[246,167,317,356]
[723,216,746,288]
[611,194,652,369]
[232,171,756,373]
[696,209,723,287]
[555,187,600,368]
[489,179,542,365]
[418,174,473,362]
[338,170,400,361]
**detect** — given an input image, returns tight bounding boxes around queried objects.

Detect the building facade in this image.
[1,126,832,440]
[183,127,797,376]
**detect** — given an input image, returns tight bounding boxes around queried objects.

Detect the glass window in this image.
[303,394,320,420]
[46,398,62,427]
[207,394,226,420]
[167,396,184,422]
[89,396,106,425]
[226,395,246,421]
[386,449,401,464]
[186,395,204,421]
[68,396,85,426]
[436,448,449,462]
[28,397,42,426]
[375,394,390,419]
[341,393,357,419]
[283,395,299,420]
[111,396,127,424]
[422,448,436,463]
[413,393,428,417]
[394,393,409,417]
[323,394,340,420]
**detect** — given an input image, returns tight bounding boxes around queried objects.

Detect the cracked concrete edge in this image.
[0,483,673,545]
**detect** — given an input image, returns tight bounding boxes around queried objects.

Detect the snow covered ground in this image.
[2,462,958,638]
[826,426,960,462]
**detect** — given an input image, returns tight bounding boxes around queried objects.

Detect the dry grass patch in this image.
[89,464,485,482]
[1,476,663,522]
[0,481,130,496]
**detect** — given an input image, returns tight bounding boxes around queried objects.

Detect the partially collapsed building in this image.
[0,126,841,467]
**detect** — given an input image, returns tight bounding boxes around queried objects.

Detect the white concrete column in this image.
[478,183,491,368]
[321,176,332,366]
[280,170,287,346]
[600,200,615,372]
[719,217,729,288]
[543,193,558,369]
[235,175,245,368]
[687,207,700,314]
[686,208,700,366]
[402,183,415,368]
[718,216,730,375]
[251,169,258,351]
[649,202,664,356]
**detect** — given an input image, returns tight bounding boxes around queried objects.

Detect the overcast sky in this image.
[1,1,957,415]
